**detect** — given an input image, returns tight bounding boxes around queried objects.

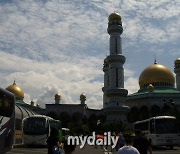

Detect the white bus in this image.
[22,115,62,145]
[133,116,180,149]
[0,88,15,154]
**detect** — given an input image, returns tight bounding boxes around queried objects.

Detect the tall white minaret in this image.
[174,58,180,90]
[103,12,129,123]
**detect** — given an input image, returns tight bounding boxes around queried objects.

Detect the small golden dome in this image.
[55,93,61,100]
[6,81,24,100]
[139,63,175,87]
[147,84,154,91]
[108,12,122,22]
[174,58,180,65]
[31,100,35,106]
[80,93,86,100]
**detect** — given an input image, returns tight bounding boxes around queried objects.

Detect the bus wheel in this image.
[169,146,173,150]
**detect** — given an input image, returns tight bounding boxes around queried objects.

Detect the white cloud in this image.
[125,77,139,94]
[0,51,103,108]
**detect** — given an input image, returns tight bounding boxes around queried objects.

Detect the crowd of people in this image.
[46,128,152,154]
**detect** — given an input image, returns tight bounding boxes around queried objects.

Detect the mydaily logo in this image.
[67,132,119,149]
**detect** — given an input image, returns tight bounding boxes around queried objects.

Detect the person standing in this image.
[46,128,62,154]
[117,135,140,154]
[133,131,152,154]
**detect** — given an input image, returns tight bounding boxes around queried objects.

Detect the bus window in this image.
[155,118,179,134]
[23,118,47,135]
[134,121,148,131]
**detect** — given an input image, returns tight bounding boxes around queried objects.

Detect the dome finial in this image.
[154,54,157,64]
[13,80,16,85]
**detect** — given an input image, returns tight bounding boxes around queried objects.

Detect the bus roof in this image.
[22,115,53,121]
[62,128,70,131]
[134,116,176,124]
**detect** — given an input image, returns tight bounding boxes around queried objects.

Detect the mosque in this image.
[4,12,180,141]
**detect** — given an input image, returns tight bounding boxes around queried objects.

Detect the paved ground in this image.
[7,145,180,154]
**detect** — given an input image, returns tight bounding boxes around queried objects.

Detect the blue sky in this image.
[0,0,179,109]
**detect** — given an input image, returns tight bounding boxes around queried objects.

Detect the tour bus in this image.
[22,115,62,145]
[133,116,180,149]
[0,87,15,154]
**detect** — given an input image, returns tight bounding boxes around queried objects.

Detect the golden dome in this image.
[174,58,180,65]
[139,63,175,87]
[36,104,40,108]
[6,81,24,100]
[31,100,35,106]
[80,93,86,100]
[147,84,154,91]
[55,93,61,100]
[108,12,122,22]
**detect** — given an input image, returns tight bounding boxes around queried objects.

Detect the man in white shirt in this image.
[117,135,140,154]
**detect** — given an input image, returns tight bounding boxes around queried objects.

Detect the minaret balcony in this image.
[107,25,123,34]
[105,88,128,97]
[106,55,125,64]
[104,105,130,112]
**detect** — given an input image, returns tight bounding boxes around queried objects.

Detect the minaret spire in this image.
[103,12,129,123]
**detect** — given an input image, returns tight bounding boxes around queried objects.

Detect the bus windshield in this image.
[155,118,179,134]
[23,118,48,135]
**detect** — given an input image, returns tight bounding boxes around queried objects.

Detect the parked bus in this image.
[0,87,15,154]
[22,115,62,146]
[133,116,180,149]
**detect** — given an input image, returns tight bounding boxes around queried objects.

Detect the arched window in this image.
[140,106,149,120]
[127,107,139,123]
[72,112,83,125]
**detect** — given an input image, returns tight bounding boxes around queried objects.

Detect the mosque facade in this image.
[126,60,180,123]
[4,13,180,134]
